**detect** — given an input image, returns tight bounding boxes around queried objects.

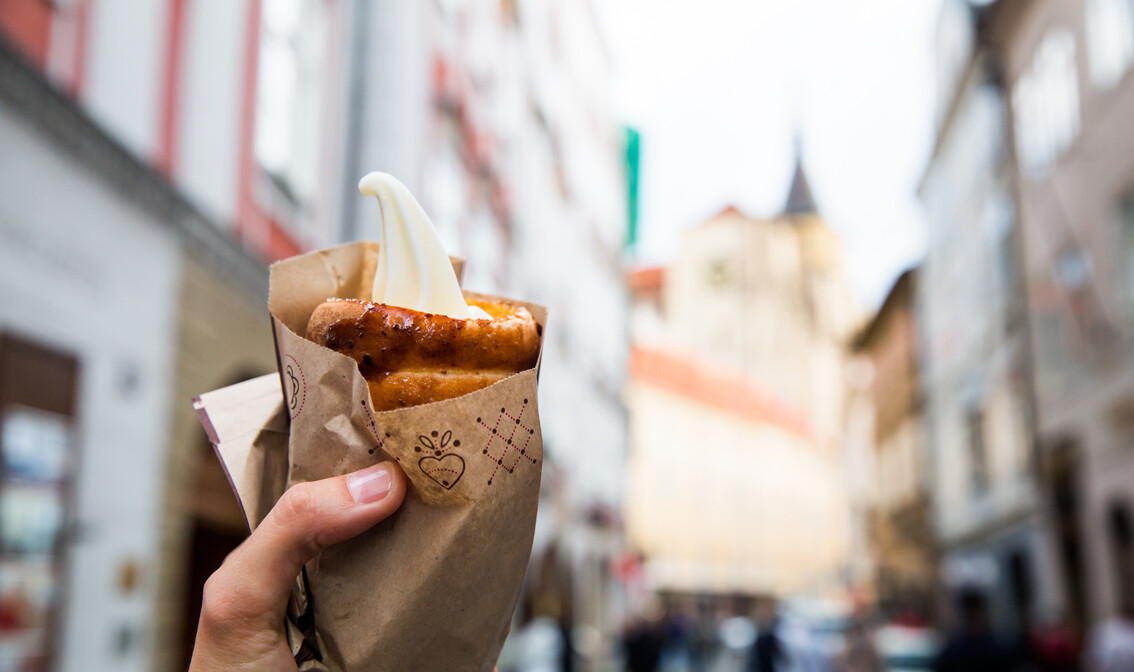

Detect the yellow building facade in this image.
[626,163,856,600]
[626,349,849,596]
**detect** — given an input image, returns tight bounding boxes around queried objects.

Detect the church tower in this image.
[662,139,855,432]
[783,146,819,216]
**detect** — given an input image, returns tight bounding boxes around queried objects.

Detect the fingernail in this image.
[346,463,393,504]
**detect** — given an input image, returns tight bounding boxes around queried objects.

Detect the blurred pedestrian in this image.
[835,619,881,672]
[514,595,567,672]
[745,596,835,672]
[749,616,788,672]
[1083,602,1134,672]
[689,598,719,670]
[1028,611,1080,672]
[624,616,665,672]
[718,598,758,671]
[658,604,694,671]
[741,598,779,672]
[933,588,1012,672]
[559,611,576,672]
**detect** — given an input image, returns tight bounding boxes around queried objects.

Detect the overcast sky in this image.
[594,0,944,308]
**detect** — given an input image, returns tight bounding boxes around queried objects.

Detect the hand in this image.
[189,462,407,671]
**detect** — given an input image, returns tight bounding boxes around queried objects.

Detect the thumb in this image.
[200,462,407,630]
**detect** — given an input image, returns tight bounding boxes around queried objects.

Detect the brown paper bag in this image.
[193,241,545,671]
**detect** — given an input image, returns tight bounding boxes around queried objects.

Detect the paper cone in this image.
[194,241,545,671]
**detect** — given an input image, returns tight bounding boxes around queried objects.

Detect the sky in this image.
[594,0,945,308]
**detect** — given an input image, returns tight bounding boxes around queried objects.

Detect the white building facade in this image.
[987,0,1134,628]
[0,0,629,669]
[919,0,1059,632]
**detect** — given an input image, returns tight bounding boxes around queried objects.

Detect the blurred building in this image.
[849,269,935,620]
[0,0,628,670]
[0,3,290,667]
[625,161,855,603]
[841,339,879,610]
[919,0,1057,634]
[980,0,1134,630]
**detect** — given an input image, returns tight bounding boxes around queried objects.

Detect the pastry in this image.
[307,296,540,410]
[304,172,541,410]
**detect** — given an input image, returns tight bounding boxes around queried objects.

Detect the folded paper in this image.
[194,241,545,671]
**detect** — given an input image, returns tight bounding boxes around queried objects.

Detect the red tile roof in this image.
[629,267,665,295]
[629,346,812,438]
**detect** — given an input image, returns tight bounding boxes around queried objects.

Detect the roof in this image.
[691,205,747,229]
[783,155,818,215]
[629,346,812,438]
[629,267,665,295]
[714,204,745,219]
[851,267,918,350]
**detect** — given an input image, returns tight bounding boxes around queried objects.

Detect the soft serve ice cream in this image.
[358,172,489,319]
[305,170,540,411]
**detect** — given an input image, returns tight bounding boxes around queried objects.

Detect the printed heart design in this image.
[419,454,465,490]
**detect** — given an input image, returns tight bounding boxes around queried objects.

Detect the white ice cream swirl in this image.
[359,172,489,319]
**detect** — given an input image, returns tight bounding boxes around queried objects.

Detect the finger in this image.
[203,462,407,626]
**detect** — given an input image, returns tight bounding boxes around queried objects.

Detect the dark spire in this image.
[783,138,817,216]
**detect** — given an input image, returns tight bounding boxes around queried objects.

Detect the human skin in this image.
[188,462,407,671]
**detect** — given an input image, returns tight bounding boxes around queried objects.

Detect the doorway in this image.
[0,332,81,672]
[177,436,249,668]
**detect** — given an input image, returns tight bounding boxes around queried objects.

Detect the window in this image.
[254,0,327,207]
[1007,551,1035,630]
[1121,191,1134,317]
[1014,29,1081,177]
[0,333,80,671]
[1055,244,1116,349]
[966,406,989,495]
[1086,0,1134,89]
[988,186,1018,301]
[1055,246,1092,290]
[707,258,737,289]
